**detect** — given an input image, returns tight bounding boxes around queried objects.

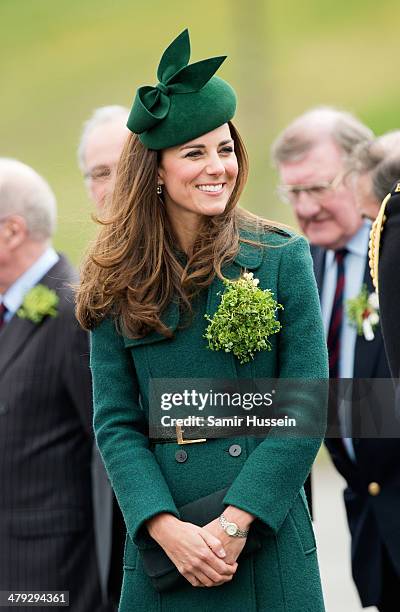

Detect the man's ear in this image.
[5,216,29,250]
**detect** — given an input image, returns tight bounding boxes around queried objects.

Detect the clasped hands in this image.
[147,506,254,588]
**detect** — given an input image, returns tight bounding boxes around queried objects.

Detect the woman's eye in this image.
[220,146,234,154]
[185,150,202,158]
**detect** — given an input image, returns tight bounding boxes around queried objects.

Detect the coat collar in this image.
[123,238,264,348]
[232,238,263,271]
[123,298,179,348]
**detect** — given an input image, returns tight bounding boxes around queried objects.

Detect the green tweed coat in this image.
[90,230,328,612]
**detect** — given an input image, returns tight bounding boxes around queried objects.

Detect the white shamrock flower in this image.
[369,312,379,326]
[368,292,379,310]
[243,272,254,281]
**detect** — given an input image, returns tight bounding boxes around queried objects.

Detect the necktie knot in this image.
[0,303,7,329]
[334,248,347,264]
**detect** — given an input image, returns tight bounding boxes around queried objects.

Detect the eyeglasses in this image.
[84,166,113,182]
[277,171,345,205]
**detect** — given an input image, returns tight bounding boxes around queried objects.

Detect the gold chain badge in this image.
[368,192,391,292]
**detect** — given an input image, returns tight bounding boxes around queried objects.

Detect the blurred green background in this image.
[1,0,399,264]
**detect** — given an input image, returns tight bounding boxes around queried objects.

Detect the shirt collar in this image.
[1,247,59,315]
[325,220,371,266]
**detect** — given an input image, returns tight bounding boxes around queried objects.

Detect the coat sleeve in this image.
[223,235,328,532]
[90,318,180,544]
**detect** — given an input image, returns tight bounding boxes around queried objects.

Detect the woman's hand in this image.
[146,513,238,587]
[203,506,255,565]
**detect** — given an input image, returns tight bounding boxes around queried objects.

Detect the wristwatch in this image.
[219,513,249,538]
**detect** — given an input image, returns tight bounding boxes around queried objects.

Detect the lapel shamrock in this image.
[347,285,379,341]
[17,284,59,324]
[204,272,283,364]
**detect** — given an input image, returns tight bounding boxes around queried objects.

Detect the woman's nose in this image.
[205,153,225,175]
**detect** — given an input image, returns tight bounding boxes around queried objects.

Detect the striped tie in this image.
[327,249,347,379]
[0,303,7,330]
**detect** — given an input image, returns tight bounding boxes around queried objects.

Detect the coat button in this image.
[175,450,188,463]
[228,444,242,457]
[368,482,380,496]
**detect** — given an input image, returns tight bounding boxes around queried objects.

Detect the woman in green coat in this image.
[77,29,328,612]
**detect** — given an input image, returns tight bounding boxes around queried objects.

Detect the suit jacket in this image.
[90,232,328,612]
[311,244,400,607]
[0,255,103,611]
[379,187,400,379]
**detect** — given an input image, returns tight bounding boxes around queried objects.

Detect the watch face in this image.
[226,523,238,536]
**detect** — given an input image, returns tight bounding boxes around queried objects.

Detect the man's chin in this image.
[303,226,341,250]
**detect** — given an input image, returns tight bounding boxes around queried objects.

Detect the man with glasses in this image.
[78,105,129,211]
[272,107,398,611]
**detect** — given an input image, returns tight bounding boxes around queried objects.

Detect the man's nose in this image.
[293,192,321,217]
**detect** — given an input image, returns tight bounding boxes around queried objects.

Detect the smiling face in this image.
[158,123,239,232]
[278,139,363,250]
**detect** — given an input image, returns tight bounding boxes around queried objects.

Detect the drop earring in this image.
[156,185,162,195]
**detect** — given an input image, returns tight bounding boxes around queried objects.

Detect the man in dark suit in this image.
[346,134,400,381]
[272,108,400,611]
[378,180,400,379]
[0,159,104,611]
[78,107,130,609]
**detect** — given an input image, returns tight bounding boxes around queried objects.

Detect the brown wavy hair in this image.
[76,121,273,337]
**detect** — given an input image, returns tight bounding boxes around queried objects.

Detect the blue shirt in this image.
[0,247,59,323]
[320,221,371,459]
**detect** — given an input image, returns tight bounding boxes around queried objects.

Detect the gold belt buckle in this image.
[176,424,206,445]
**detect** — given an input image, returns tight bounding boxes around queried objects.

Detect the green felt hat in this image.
[127,29,237,150]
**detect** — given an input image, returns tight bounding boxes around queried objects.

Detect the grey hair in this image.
[271,106,374,165]
[348,130,400,202]
[77,105,130,172]
[0,158,57,241]
[372,156,400,202]
[347,130,400,174]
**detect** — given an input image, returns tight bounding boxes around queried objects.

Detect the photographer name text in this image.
[160,415,296,428]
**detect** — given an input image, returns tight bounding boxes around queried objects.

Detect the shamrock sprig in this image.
[17,284,59,324]
[346,285,379,341]
[204,272,283,364]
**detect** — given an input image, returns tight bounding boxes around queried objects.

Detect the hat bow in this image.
[128,29,226,135]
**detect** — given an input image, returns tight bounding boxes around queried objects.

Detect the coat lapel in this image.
[310,245,326,298]
[0,314,37,378]
[124,239,264,348]
[353,259,383,378]
[123,299,180,348]
[205,239,264,319]
[0,256,72,378]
